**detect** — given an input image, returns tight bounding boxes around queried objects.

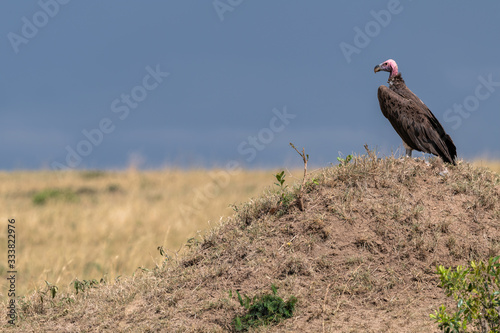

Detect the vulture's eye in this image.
[383,63,387,66]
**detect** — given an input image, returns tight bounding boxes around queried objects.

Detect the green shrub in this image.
[232,284,297,331]
[32,188,78,205]
[430,255,500,332]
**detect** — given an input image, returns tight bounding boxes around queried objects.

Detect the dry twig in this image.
[289,142,308,211]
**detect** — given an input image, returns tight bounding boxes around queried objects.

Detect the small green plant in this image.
[273,171,294,208]
[307,177,319,186]
[337,154,353,166]
[232,284,298,331]
[157,245,172,262]
[430,255,500,333]
[44,280,58,299]
[274,170,287,190]
[72,278,103,295]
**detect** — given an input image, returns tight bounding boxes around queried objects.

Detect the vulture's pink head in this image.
[374,59,398,78]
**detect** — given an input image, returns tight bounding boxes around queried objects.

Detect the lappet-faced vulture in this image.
[374,59,457,164]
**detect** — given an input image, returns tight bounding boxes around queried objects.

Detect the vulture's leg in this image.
[403,142,413,158]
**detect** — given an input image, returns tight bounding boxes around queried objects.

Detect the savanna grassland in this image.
[0,168,300,302]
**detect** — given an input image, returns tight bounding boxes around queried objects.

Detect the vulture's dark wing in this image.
[377,85,456,164]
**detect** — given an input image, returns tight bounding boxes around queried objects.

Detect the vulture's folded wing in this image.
[377,85,456,164]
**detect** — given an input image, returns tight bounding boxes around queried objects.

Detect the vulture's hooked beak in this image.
[374,64,382,73]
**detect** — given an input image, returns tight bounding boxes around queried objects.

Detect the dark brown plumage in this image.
[374,59,457,165]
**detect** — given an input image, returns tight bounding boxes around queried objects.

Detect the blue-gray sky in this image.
[1,1,499,170]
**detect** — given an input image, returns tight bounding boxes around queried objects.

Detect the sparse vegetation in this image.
[272,170,294,213]
[73,278,104,295]
[431,256,500,333]
[32,188,78,205]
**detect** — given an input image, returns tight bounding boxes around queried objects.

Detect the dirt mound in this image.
[7,156,500,332]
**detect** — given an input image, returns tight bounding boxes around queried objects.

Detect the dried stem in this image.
[289,142,308,211]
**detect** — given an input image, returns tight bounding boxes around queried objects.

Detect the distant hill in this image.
[5,155,500,332]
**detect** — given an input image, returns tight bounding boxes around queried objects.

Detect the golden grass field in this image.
[472,160,500,174]
[0,160,497,303]
[0,168,305,301]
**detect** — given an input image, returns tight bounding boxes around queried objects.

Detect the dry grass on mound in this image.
[4,155,500,332]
